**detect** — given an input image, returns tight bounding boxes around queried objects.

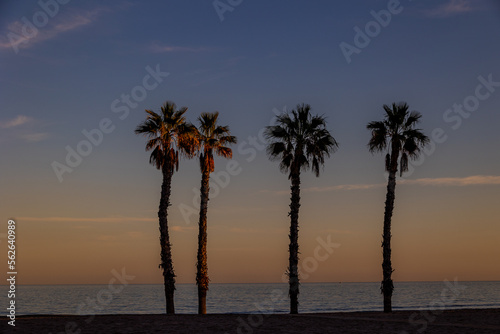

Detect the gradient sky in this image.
[1,0,499,285]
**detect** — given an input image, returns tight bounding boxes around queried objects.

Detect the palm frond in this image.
[135,101,196,171]
[404,111,422,128]
[367,121,387,153]
[267,142,286,160]
[195,111,236,173]
[368,102,429,177]
[215,146,232,159]
[400,152,408,176]
[266,103,337,178]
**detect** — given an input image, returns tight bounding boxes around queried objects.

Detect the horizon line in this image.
[4,280,498,286]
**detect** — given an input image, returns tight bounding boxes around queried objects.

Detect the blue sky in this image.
[1,0,500,284]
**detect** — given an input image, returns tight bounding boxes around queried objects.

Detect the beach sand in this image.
[2,308,499,333]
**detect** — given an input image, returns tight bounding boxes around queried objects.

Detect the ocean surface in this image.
[3,281,499,316]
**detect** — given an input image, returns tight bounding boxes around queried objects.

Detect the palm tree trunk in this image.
[196,164,210,315]
[381,159,397,313]
[159,164,176,314]
[289,171,301,314]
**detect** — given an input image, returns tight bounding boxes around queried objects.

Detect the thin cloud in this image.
[150,42,210,53]
[400,175,500,186]
[304,183,384,193]
[96,231,149,242]
[261,183,384,195]
[0,8,103,52]
[0,115,51,143]
[424,0,477,18]
[0,115,33,128]
[262,175,500,195]
[171,226,196,232]
[229,227,286,234]
[0,115,52,143]
[17,216,156,223]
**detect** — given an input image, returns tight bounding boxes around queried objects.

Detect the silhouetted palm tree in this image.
[195,111,237,314]
[265,103,338,314]
[367,102,429,313]
[135,101,196,314]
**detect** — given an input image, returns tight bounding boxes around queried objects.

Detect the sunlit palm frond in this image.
[135,101,195,171]
[195,111,237,173]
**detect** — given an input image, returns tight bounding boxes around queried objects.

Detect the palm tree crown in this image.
[196,111,237,170]
[266,103,338,177]
[135,101,196,171]
[367,102,429,176]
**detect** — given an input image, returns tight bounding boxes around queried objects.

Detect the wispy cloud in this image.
[0,115,50,143]
[262,175,500,195]
[171,226,196,232]
[304,183,384,193]
[261,183,384,195]
[16,216,156,223]
[424,0,477,18]
[400,175,500,187]
[0,115,33,128]
[229,227,286,234]
[150,42,210,53]
[0,8,103,52]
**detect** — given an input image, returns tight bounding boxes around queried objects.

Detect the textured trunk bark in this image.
[197,160,210,315]
[381,146,399,313]
[198,289,207,315]
[289,170,301,314]
[159,164,176,314]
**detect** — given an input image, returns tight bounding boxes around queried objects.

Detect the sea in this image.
[2,281,499,316]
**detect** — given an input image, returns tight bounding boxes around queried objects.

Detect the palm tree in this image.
[265,103,338,314]
[135,101,196,314]
[195,111,237,314]
[367,102,429,313]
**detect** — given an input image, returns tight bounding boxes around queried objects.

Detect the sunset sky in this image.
[1,0,499,285]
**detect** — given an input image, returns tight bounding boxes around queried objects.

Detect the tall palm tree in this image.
[195,111,237,314]
[367,102,429,313]
[265,103,338,314]
[135,101,196,314]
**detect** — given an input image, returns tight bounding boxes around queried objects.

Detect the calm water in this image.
[2,281,499,316]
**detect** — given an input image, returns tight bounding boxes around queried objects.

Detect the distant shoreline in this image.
[2,280,499,286]
[2,308,499,333]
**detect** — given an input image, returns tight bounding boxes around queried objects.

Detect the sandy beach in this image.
[2,308,499,333]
